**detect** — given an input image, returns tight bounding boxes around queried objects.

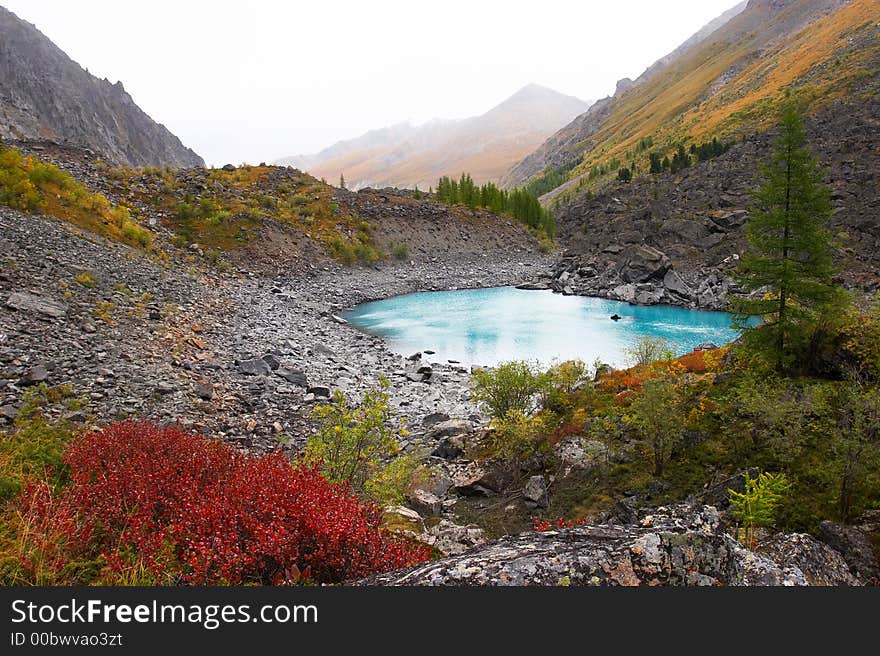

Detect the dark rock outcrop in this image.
[818,520,880,581]
[361,505,797,586]
[358,505,852,586]
[0,6,203,168]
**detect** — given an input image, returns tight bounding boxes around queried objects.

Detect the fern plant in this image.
[728,471,790,547]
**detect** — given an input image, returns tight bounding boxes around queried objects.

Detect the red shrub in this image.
[532,516,590,532]
[24,421,429,584]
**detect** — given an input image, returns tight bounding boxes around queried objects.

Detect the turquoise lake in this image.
[344,286,743,368]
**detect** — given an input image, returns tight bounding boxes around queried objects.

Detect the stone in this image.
[818,521,879,581]
[758,533,860,586]
[307,385,331,398]
[453,462,511,495]
[516,281,551,290]
[426,418,473,439]
[238,358,271,376]
[155,383,176,395]
[663,269,693,298]
[422,412,451,428]
[261,354,281,370]
[423,520,486,556]
[6,292,68,318]
[406,489,443,516]
[558,436,607,472]
[618,245,670,283]
[611,283,636,303]
[523,475,549,508]
[431,434,466,460]
[709,209,748,231]
[275,367,308,387]
[382,506,425,535]
[331,315,348,325]
[0,404,19,423]
[194,381,214,400]
[19,364,49,386]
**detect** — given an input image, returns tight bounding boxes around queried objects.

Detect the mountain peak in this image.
[503,83,584,104]
[0,6,203,167]
[275,86,591,190]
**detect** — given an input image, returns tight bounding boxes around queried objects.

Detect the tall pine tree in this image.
[732,102,839,372]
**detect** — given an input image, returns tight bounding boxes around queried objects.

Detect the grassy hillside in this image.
[0,144,152,248]
[524,0,880,203]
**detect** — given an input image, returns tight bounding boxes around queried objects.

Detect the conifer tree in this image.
[339,173,346,189]
[732,102,839,372]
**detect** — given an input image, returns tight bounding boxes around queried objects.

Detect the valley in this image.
[1,0,879,587]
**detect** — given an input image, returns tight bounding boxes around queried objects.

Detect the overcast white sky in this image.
[4,0,740,166]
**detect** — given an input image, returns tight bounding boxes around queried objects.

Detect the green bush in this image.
[471,361,538,420]
[327,234,381,266]
[487,409,551,467]
[538,360,588,415]
[0,386,79,501]
[304,378,415,502]
[626,380,682,476]
[392,243,409,260]
[625,337,674,366]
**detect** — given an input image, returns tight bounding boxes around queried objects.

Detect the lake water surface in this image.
[344,286,742,368]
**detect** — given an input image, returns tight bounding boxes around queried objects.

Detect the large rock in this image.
[404,355,433,383]
[275,367,308,387]
[19,364,49,386]
[818,521,879,581]
[618,245,670,284]
[237,358,271,376]
[558,436,608,472]
[663,269,693,298]
[452,462,511,496]
[422,520,486,556]
[759,533,860,586]
[426,418,473,440]
[6,292,68,319]
[523,475,549,508]
[358,505,817,586]
[405,489,443,517]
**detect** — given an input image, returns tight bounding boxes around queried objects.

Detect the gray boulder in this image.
[759,533,860,585]
[423,520,487,557]
[523,475,549,508]
[426,418,473,440]
[275,367,308,387]
[238,358,271,376]
[618,245,670,283]
[6,292,68,319]
[19,364,49,386]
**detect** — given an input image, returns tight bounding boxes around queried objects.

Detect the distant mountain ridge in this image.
[0,5,203,168]
[501,1,750,189]
[502,0,872,195]
[276,84,590,190]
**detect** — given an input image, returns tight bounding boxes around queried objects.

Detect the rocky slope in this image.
[276,84,590,190]
[0,143,548,452]
[505,0,880,309]
[0,6,203,168]
[534,90,880,310]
